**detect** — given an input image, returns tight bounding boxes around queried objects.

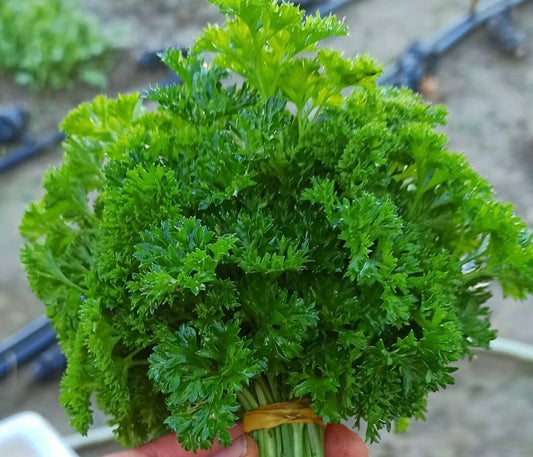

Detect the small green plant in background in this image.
[0,0,110,89]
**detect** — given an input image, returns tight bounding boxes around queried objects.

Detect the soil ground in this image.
[1,1,532,456]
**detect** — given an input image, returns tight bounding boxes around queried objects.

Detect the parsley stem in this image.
[237,388,258,410]
[306,423,325,457]
[280,424,295,457]
[266,374,281,401]
[293,423,304,456]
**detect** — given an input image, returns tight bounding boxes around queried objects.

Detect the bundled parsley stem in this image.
[20,0,533,455]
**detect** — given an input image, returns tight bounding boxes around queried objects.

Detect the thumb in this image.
[212,434,258,457]
[325,424,368,457]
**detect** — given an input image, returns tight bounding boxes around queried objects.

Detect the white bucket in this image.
[0,411,79,457]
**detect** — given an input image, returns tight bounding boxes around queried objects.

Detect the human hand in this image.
[104,422,368,457]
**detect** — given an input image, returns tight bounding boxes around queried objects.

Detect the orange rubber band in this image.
[242,399,324,434]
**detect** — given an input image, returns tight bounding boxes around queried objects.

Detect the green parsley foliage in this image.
[20,0,533,453]
[0,0,109,88]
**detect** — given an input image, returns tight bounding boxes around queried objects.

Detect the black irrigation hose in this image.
[0,317,66,383]
[485,8,527,56]
[0,315,57,380]
[0,131,65,174]
[277,0,360,15]
[293,0,323,6]
[379,0,530,89]
[0,107,29,144]
[427,0,527,56]
[29,343,67,382]
[0,315,51,357]
[305,0,360,16]
[137,47,189,70]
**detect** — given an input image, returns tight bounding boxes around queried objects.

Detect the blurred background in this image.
[1,0,532,456]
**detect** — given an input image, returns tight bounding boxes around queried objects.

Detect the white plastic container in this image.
[0,411,79,457]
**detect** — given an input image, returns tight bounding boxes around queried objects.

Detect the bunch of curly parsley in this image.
[20,0,533,455]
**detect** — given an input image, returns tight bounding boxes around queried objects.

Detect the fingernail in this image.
[213,435,248,457]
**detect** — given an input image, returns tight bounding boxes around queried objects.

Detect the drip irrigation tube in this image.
[0,315,51,356]
[425,0,527,56]
[0,107,28,144]
[305,0,360,16]
[379,0,530,89]
[29,343,67,382]
[0,131,65,174]
[0,315,57,380]
[0,328,57,380]
[137,47,188,70]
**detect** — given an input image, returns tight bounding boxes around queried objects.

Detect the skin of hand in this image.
[104,423,368,457]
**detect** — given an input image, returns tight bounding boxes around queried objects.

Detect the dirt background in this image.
[1,0,533,456]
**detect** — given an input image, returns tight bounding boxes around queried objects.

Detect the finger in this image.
[212,434,258,457]
[103,424,250,457]
[324,423,369,457]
